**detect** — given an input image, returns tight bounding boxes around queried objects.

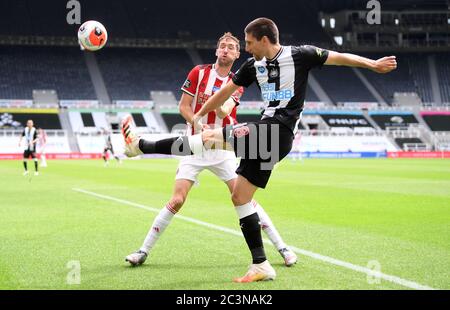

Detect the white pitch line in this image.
[72,188,436,290]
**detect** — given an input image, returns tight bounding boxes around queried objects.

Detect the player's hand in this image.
[372,56,397,74]
[192,114,203,133]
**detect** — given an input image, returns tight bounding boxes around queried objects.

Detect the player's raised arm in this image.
[215,98,236,119]
[325,51,397,74]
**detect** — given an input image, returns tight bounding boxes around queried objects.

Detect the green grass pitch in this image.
[0,158,449,290]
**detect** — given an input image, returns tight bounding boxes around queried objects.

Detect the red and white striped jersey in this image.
[39,130,47,145]
[181,64,244,135]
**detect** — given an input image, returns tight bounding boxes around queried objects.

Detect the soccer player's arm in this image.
[215,87,243,119]
[215,98,235,119]
[196,81,240,119]
[196,59,253,120]
[325,51,397,74]
[32,130,39,145]
[180,66,200,126]
[179,92,195,125]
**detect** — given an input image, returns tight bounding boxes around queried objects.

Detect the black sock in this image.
[23,161,27,171]
[34,160,38,172]
[239,213,266,264]
[139,136,193,156]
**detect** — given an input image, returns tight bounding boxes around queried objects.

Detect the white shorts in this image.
[175,150,238,183]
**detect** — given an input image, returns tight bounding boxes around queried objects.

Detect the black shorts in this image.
[23,150,36,159]
[223,118,294,188]
[103,146,114,154]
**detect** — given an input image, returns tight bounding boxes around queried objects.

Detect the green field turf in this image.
[0,158,449,290]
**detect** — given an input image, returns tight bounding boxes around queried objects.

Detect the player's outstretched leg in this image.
[121,115,143,157]
[121,115,226,158]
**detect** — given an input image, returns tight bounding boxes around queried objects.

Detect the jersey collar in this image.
[212,63,231,79]
[266,46,284,63]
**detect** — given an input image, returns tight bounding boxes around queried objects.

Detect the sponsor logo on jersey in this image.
[260,83,293,102]
[212,85,221,93]
[233,123,250,138]
[268,68,279,78]
[257,66,266,74]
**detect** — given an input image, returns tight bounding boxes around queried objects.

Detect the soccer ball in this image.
[77,20,108,51]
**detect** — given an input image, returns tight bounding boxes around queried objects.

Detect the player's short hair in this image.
[217,32,240,50]
[245,17,279,44]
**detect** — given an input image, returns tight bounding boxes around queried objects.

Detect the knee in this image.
[231,191,248,206]
[169,194,186,211]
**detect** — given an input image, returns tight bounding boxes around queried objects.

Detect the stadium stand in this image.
[395,137,426,150]
[319,112,374,129]
[361,54,421,104]
[369,112,419,130]
[160,112,186,133]
[406,54,433,103]
[435,53,450,104]
[96,48,193,100]
[0,111,62,129]
[421,113,450,131]
[0,46,95,100]
[313,66,376,103]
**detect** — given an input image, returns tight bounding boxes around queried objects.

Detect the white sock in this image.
[40,155,47,167]
[251,200,287,250]
[140,203,177,253]
[234,202,257,219]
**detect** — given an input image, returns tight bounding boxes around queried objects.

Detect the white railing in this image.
[436,143,450,151]
[0,129,67,137]
[403,143,431,151]
[299,129,385,137]
[386,126,421,138]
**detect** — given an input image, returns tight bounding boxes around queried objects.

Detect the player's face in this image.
[244,33,265,61]
[27,120,33,128]
[216,38,239,67]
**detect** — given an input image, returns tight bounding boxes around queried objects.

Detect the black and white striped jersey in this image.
[232,45,328,132]
[22,127,37,151]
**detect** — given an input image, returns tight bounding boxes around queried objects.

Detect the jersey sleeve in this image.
[232,58,256,88]
[33,130,37,140]
[230,86,244,106]
[181,65,200,97]
[293,45,329,70]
